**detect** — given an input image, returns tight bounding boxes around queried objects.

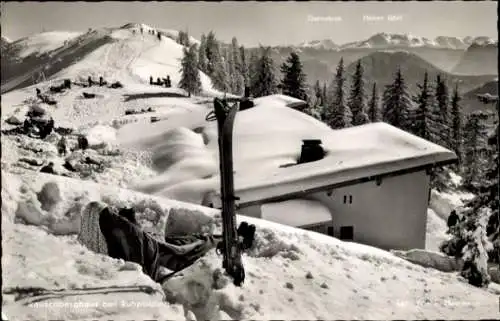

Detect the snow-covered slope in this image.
[1,24,213,95]
[9,31,83,59]
[3,171,499,320]
[47,26,210,91]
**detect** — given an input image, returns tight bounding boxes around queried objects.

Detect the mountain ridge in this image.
[295,33,497,51]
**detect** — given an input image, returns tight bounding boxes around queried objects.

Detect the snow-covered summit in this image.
[340,33,438,49]
[297,39,338,50]
[466,36,498,46]
[7,31,83,58]
[2,35,12,43]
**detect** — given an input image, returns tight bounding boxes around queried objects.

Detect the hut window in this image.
[340,226,354,240]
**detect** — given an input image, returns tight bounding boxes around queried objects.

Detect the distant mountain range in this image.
[296,33,497,51]
[265,32,497,85]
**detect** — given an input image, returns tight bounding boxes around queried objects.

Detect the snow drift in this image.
[2,171,500,320]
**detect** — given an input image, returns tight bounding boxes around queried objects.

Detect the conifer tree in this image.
[239,45,249,88]
[440,100,499,287]
[348,60,369,126]
[198,34,208,73]
[320,82,330,122]
[434,74,451,147]
[367,83,381,122]
[302,80,323,120]
[321,83,328,121]
[223,46,235,93]
[177,30,190,47]
[462,112,489,191]
[484,113,499,264]
[460,207,493,287]
[179,44,201,97]
[230,37,244,95]
[450,84,464,169]
[219,47,231,93]
[325,58,352,129]
[382,68,413,132]
[205,36,228,92]
[280,51,308,101]
[248,49,260,95]
[314,80,322,106]
[205,31,218,77]
[413,71,434,140]
[251,46,278,97]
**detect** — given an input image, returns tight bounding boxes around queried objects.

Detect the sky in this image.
[1,1,498,46]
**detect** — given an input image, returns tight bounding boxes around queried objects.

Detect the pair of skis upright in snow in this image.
[211,98,245,287]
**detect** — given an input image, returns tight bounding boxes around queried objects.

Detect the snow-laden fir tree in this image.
[382,68,413,132]
[462,112,489,192]
[239,45,249,88]
[198,34,208,73]
[440,100,499,287]
[179,44,202,97]
[280,51,308,101]
[248,49,260,95]
[348,60,369,126]
[321,83,328,121]
[450,84,464,169]
[223,46,236,94]
[205,35,229,92]
[484,113,499,264]
[230,37,244,95]
[326,58,352,129]
[412,71,434,141]
[433,74,451,148]
[250,46,278,97]
[314,80,322,106]
[205,31,218,77]
[177,30,190,47]
[416,73,450,190]
[460,207,493,287]
[302,80,323,120]
[367,83,381,122]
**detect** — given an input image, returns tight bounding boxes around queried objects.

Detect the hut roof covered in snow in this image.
[211,96,457,207]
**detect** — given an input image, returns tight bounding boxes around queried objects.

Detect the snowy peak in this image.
[120,22,156,33]
[2,35,12,43]
[118,22,200,46]
[7,31,83,59]
[467,36,497,46]
[298,39,338,50]
[1,35,11,48]
[434,36,469,50]
[340,33,439,49]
